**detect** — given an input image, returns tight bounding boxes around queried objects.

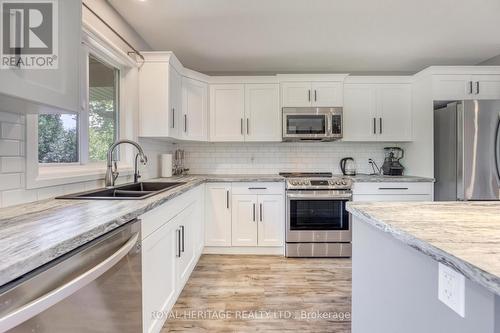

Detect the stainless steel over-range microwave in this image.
[282,107,343,141]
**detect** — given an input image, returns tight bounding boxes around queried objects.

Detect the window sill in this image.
[27,164,134,189]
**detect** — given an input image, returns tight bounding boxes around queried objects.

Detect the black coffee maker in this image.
[381,147,405,176]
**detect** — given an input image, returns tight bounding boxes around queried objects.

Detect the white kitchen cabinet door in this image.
[209,84,245,141]
[473,75,500,99]
[343,84,378,141]
[432,75,472,100]
[139,63,182,138]
[245,84,281,142]
[142,220,178,333]
[231,194,258,246]
[257,195,284,247]
[176,202,197,288]
[312,82,343,107]
[169,66,182,139]
[0,0,81,112]
[182,77,208,141]
[377,84,412,141]
[281,82,312,107]
[205,183,232,246]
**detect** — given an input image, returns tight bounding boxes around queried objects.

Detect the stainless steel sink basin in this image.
[56,182,186,200]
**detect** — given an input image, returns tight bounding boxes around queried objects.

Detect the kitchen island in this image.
[346,201,500,333]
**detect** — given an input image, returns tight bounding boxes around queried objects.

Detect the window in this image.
[38,113,79,163]
[26,29,137,189]
[37,54,119,165]
[88,55,119,162]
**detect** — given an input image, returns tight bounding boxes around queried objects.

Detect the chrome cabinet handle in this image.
[180,225,185,253]
[240,118,243,135]
[469,81,473,94]
[0,232,139,332]
[476,81,480,95]
[248,187,267,190]
[172,108,175,128]
[184,114,187,133]
[226,190,229,209]
[373,118,377,134]
[247,118,249,135]
[260,203,263,222]
[378,187,409,190]
[379,118,383,134]
[253,203,256,222]
[495,116,500,180]
[177,229,182,257]
[308,89,311,102]
[314,90,317,102]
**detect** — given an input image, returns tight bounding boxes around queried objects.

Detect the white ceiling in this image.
[109,0,500,75]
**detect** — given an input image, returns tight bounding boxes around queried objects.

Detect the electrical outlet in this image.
[438,263,465,317]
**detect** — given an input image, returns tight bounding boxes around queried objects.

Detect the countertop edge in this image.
[346,204,500,297]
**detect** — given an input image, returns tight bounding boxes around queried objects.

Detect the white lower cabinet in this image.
[352,182,434,202]
[231,194,258,246]
[141,186,204,333]
[257,195,284,246]
[232,193,284,247]
[142,218,178,333]
[205,183,232,246]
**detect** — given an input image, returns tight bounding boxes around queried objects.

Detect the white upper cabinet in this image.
[209,84,245,141]
[343,84,378,141]
[181,77,208,141]
[139,54,183,138]
[281,81,344,107]
[377,84,412,141]
[245,84,281,142]
[343,81,412,142]
[433,73,500,100]
[0,0,81,113]
[311,82,344,107]
[281,82,312,107]
[209,83,280,142]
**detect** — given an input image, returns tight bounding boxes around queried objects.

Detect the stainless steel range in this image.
[280,172,352,258]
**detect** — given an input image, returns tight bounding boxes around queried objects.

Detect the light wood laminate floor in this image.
[162,255,352,332]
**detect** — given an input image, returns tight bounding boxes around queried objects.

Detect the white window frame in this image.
[26,27,139,189]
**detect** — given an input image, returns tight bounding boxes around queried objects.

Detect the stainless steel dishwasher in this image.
[0,219,142,333]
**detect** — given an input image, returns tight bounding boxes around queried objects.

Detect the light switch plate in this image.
[438,263,465,317]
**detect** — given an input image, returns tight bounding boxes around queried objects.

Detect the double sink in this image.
[57,182,186,200]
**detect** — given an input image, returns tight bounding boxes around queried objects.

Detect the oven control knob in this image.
[291,180,298,185]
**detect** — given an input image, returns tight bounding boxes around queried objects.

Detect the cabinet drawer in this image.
[353,194,433,202]
[231,182,284,195]
[353,182,433,195]
[140,185,203,240]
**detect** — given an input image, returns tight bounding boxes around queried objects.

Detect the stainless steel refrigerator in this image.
[434,100,500,201]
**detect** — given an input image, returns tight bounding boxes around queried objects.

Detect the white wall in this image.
[478,54,500,66]
[177,142,409,175]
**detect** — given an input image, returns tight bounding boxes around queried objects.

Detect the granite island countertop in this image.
[346,201,500,296]
[0,174,284,287]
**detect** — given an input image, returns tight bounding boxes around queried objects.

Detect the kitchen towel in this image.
[161,154,173,178]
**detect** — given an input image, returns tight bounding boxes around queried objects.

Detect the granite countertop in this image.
[0,174,284,287]
[346,201,500,296]
[350,174,435,183]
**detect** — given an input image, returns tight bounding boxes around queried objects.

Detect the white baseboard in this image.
[203,246,285,255]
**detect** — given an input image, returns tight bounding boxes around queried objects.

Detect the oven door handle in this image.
[286,193,352,200]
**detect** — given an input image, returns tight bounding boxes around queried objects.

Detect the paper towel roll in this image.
[161,154,173,178]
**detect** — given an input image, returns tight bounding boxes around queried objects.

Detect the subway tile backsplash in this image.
[177,142,406,175]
